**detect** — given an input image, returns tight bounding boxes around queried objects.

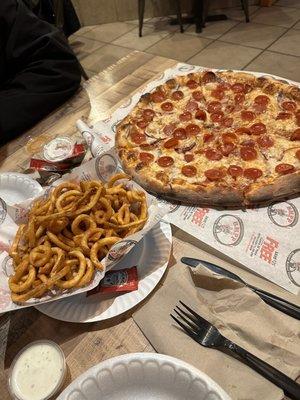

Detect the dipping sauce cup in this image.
[8,340,66,400]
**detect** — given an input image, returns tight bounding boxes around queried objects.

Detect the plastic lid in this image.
[43,137,74,162]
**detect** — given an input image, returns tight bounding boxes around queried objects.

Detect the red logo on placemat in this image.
[259,236,279,264]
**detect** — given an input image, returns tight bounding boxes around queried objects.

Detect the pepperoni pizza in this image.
[116,71,300,206]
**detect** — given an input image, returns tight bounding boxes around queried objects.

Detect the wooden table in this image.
[0,51,178,399]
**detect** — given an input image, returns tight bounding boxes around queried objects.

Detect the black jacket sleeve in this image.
[0,0,81,144]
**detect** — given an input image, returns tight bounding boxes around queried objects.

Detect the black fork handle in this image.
[250,287,300,320]
[224,340,300,400]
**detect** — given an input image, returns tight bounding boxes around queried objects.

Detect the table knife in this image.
[181,257,300,320]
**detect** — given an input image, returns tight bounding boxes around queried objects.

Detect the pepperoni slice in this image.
[161,102,174,112]
[203,133,214,143]
[137,120,148,129]
[164,138,179,149]
[241,139,255,147]
[173,128,187,139]
[130,132,146,144]
[182,165,197,177]
[195,110,207,121]
[157,156,174,167]
[253,103,267,113]
[226,104,236,113]
[163,123,176,136]
[171,90,184,101]
[282,101,296,112]
[244,168,263,180]
[234,93,245,104]
[139,152,154,163]
[222,132,238,143]
[275,163,295,175]
[205,149,223,160]
[221,117,234,127]
[186,79,198,89]
[231,83,245,93]
[184,153,194,162]
[186,124,201,136]
[151,91,165,103]
[207,101,222,113]
[235,127,250,135]
[211,89,225,100]
[179,111,192,121]
[186,101,199,112]
[254,95,270,105]
[240,146,257,161]
[220,142,236,156]
[143,109,155,121]
[249,122,266,135]
[205,168,224,181]
[228,165,243,178]
[210,111,224,123]
[192,91,204,101]
[296,150,300,160]
[291,129,300,141]
[241,110,255,121]
[297,115,300,127]
[202,71,216,84]
[276,112,292,120]
[256,135,274,148]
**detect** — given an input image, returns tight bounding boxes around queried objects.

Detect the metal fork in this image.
[171,301,300,400]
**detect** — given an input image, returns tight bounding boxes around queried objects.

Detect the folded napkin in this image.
[133,233,300,400]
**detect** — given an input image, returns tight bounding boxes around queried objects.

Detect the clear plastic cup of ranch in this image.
[8,340,67,400]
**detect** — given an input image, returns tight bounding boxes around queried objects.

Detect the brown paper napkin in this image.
[133,234,300,400]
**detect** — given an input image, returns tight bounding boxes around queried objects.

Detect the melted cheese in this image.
[124,74,300,190]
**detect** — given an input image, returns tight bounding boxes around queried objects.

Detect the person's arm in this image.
[0,0,81,144]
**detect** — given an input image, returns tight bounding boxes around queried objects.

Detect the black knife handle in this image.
[251,287,300,320]
[224,341,300,400]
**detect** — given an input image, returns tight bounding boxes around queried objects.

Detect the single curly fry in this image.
[81,228,104,256]
[46,231,72,252]
[56,190,82,212]
[55,250,86,288]
[90,237,120,271]
[9,265,36,293]
[71,214,97,235]
[50,182,81,203]
[11,284,47,303]
[76,259,94,287]
[107,173,130,188]
[50,247,66,275]
[29,245,52,267]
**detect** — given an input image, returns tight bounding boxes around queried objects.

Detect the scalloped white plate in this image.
[57,353,231,400]
[36,221,172,322]
[0,173,43,205]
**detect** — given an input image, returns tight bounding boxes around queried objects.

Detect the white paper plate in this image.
[36,221,172,322]
[57,352,231,400]
[0,173,43,204]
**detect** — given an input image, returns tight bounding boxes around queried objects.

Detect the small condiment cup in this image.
[8,340,66,400]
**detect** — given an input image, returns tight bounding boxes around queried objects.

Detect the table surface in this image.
[0,51,178,399]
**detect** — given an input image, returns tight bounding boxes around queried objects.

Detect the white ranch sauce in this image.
[11,342,64,400]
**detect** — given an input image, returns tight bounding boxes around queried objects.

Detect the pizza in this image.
[116,70,300,207]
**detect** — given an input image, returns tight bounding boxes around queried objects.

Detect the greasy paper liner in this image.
[0,153,169,313]
[77,63,300,295]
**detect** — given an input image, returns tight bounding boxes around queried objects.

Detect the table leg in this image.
[169,0,228,33]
